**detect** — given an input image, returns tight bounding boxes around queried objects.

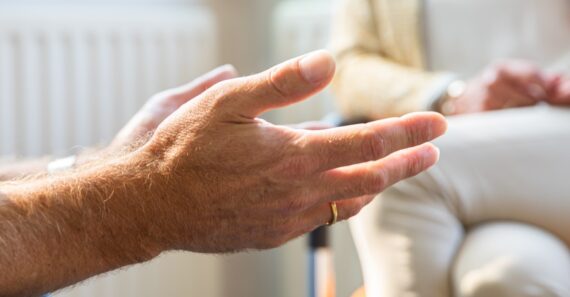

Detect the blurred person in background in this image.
[332,0,570,118]
[331,0,570,296]
[0,51,448,296]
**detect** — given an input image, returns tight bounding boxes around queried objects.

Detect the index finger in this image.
[292,112,447,174]
[165,64,239,107]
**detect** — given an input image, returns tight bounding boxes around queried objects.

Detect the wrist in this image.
[90,152,169,260]
[436,80,467,115]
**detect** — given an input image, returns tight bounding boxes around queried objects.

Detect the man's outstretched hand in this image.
[0,50,447,297]
[134,50,448,253]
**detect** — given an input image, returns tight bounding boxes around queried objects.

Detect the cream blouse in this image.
[331,0,570,119]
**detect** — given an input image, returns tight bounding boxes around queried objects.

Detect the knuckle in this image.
[215,78,240,91]
[361,171,386,194]
[403,152,425,176]
[360,125,387,161]
[403,118,428,146]
[276,155,316,179]
[268,67,290,99]
[210,79,245,104]
[283,196,308,215]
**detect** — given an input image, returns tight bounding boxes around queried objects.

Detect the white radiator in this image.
[0,4,218,158]
[0,4,225,297]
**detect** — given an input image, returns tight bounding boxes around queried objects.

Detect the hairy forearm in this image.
[0,153,161,297]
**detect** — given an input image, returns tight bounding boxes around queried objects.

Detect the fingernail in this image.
[299,50,335,84]
[433,146,441,162]
[419,143,439,160]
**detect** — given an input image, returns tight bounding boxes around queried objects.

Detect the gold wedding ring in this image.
[327,202,338,226]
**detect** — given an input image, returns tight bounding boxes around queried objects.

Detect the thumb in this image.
[223,50,335,118]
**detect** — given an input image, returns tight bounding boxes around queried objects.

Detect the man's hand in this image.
[0,51,447,296]
[133,50,447,252]
[448,60,548,115]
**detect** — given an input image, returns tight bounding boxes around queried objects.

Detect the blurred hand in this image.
[545,74,570,106]
[448,60,548,115]
[109,65,238,151]
[132,51,448,253]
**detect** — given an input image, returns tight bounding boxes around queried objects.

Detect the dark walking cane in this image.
[307,116,370,297]
[309,226,335,297]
